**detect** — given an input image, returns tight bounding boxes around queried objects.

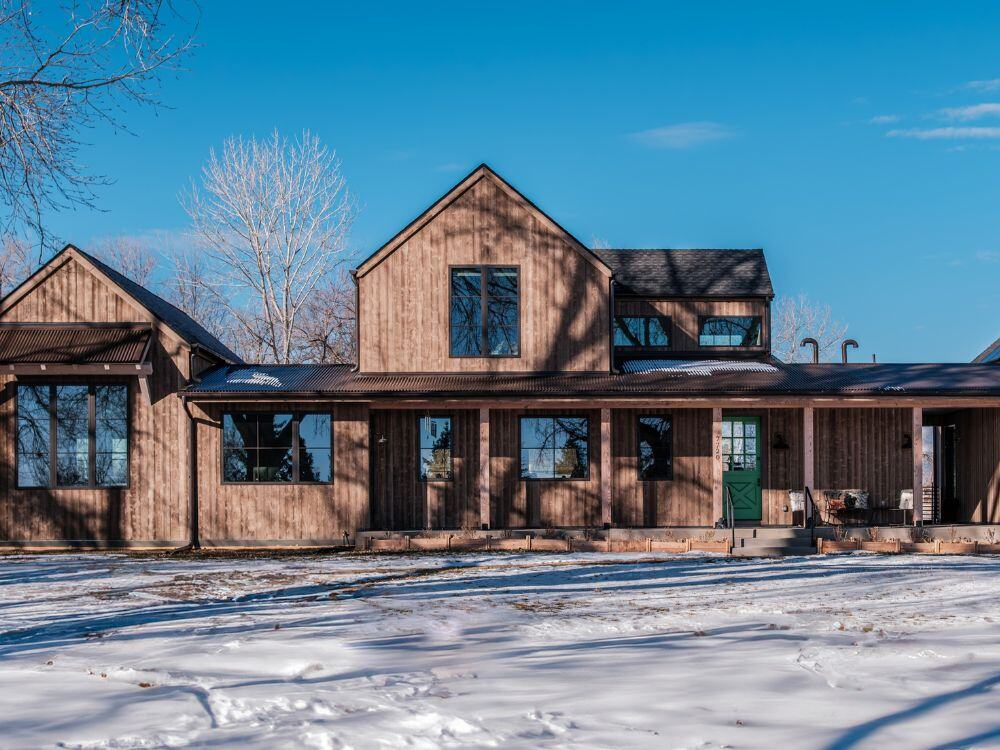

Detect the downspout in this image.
[182,397,200,550]
[350,269,360,372]
[609,275,619,374]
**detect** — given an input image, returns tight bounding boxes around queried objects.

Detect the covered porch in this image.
[366,401,1000,533]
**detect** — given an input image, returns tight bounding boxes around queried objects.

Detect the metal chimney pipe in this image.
[800,337,819,364]
[841,339,859,364]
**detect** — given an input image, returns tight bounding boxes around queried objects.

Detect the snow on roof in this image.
[619,359,779,376]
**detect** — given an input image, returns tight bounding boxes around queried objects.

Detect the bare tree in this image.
[91,235,157,285]
[771,293,848,363]
[296,273,356,364]
[162,241,228,339]
[0,0,197,255]
[0,234,34,295]
[183,130,356,364]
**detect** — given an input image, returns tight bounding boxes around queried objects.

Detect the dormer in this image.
[594,249,775,367]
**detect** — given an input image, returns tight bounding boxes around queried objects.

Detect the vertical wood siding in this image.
[814,408,911,518]
[196,402,369,543]
[954,408,1000,523]
[369,409,479,530]
[490,408,602,528]
[615,297,770,354]
[358,175,610,373]
[0,256,190,544]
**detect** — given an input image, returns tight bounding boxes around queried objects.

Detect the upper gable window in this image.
[614,316,671,348]
[450,266,519,357]
[698,316,763,348]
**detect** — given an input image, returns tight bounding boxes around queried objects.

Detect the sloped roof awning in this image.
[0,323,153,376]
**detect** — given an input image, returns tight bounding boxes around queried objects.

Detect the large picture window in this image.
[450,266,519,357]
[16,383,129,488]
[614,316,671,348]
[520,416,589,480]
[698,316,762,347]
[637,416,673,480]
[222,412,331,483]
[418,416,453,481]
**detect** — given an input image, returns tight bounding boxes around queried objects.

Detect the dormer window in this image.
[614,315,671,348]
[450,266,520,357]
[698,316,762,348]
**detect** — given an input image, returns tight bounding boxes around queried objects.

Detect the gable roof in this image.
[353,163,611,279]
[594,248,774,298]
[0,245,242,363]
[974,337,1000,363]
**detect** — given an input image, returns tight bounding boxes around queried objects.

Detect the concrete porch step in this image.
[734,527,814,542]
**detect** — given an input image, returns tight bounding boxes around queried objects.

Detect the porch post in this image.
[803,406,814,492]
[479,407,490,530]
[712,407,723,523]
[912,407,923,525]
[601,407,612,528]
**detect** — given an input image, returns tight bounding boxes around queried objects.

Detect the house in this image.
[974,337,1000,364]
[2,164,1000,548]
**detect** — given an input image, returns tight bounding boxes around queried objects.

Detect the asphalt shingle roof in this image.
[593,248,774,298]
[75,247,242,363]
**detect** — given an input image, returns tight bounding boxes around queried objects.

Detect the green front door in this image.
[722,416,762,521]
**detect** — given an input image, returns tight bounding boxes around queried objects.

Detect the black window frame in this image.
[697,315,764,348]
[448,265,521,358]
[518,415,591,481]
[15,382,131,490]
[637,414,673,481]
[613,315,673,349]
[220,411,333,485]
[417,414,454,482]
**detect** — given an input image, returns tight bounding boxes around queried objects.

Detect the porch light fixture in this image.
[772,432,790,450]
[378,434,388,446]
[901,433,912,449]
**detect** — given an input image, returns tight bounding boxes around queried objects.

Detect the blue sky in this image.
[50,1,1000,362]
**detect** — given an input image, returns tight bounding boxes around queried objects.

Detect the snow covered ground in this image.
[1,552,999,750]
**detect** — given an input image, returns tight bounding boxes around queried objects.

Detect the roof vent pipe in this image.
[841,339,859,364]
[800,337,819,364]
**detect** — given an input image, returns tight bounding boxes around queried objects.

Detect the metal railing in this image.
[725,485,736,550]
[804,486,817,546]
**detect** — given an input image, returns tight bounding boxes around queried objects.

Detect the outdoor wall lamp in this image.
[772,432,790,450]
[901,433,912,449]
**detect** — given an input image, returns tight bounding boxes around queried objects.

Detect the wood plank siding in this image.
[953,408,1000,523]
[194,402,369,544]
[370,409,479,530]
[489,408,603,528]
[0,255,190,544]
[615,297,770,355]
[358,174,611,373]
[814,408,912,521]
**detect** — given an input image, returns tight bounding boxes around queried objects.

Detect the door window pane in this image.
[638,416,673,480]
[419,416,453,480]
[519,416,590,479]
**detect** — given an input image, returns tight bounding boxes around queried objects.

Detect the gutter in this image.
[350,269,360,372]
[609,275,619,375]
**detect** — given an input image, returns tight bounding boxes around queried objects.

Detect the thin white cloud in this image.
[629,122,735,149]
[887,126,1000,140]
[962,78,1000,92]
[433,162,464,173]
[976,250,1000,263]
[938,103,1000,121]
[869,114,900,124]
